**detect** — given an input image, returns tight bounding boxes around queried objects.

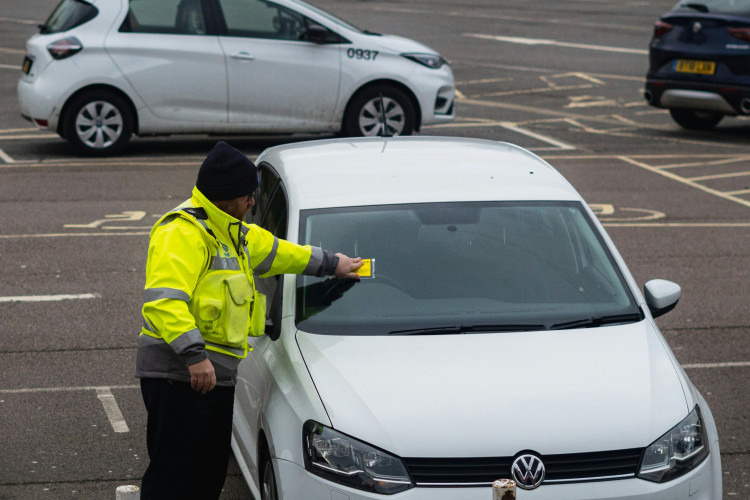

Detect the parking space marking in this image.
[363,5,648,33]
[0,148,15,163]
[0,293,99,303]
[498,122,575,150]
[618,156,750,209]
[464,34,648,55]
[0,64,19,70]
[0,231,150,239]
[0,385,139,433]
[654,156,750,170]
[687,171,750,182]
[683,361,750,369]
[430,119,575,151]
[96,387,130,433]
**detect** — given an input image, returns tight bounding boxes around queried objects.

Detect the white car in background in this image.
[233,136,722,500]
[17,0,454,155]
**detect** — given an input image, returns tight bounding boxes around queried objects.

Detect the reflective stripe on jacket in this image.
[136,186,323,384]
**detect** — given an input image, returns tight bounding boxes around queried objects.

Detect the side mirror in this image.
[644,279,681,318]
[304,24,342,44]
[265,278,283,341]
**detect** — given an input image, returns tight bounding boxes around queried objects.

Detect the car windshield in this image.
[296,201,642,335]
[41,0,98,34]
[674,0,750,15]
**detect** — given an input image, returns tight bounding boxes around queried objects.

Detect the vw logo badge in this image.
[693,21,702,33]
[511,453,545,490]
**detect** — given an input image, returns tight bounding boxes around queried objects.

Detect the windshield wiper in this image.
[550,312,644,330]
[389,324,545,335]
[680,3,709,12]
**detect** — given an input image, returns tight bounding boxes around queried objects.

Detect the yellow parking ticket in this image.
[355,258,374,278]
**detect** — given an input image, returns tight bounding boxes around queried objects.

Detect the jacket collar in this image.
[190,187,247,251]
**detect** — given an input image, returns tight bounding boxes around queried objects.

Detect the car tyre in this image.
[63,90,133,155]
[343,85,415,137]
[260,454,279,500]
[668,109,723,130]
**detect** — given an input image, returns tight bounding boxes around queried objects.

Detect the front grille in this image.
[403,448,643,487]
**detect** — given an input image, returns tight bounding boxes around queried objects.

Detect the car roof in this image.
[257,137,583,210]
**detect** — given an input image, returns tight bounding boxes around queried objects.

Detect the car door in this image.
[105,0,228,124]
[235,164,287,479]
[215,0,342,128]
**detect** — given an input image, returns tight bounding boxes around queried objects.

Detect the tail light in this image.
[653,21,674,37]
[47,36,83,60]
[728,27,750,41]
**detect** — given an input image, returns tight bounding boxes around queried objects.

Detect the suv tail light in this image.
[47,36,83,59]
[728,27,750,41]
[653,21,673,37]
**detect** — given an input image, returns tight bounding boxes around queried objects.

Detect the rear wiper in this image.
[38,24,50,34]
[680,3,709,12]
[550,312,643,330]
[389,324,545,335]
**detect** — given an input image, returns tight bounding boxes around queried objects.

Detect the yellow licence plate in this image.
[674,59,716,75]
[22,56,32,74]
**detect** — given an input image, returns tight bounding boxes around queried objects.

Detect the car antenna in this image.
[379,93,393,137]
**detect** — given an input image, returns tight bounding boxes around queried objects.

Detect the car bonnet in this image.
[296,320,689,459]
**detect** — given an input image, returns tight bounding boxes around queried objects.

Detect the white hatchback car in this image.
[17,0,454,155]
[233,137,722,500]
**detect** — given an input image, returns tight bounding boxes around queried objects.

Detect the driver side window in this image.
[217,0,309,40]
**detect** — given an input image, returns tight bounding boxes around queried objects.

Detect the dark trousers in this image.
[140,378,235,500]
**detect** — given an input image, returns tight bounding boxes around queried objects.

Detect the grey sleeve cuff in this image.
[181,346,208,366]
[314,249,339,277]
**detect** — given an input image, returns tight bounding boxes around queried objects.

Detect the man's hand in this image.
[188,358,216,394]
[334,253,363,279]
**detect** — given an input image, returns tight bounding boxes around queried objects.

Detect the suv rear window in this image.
[41,0,98,34]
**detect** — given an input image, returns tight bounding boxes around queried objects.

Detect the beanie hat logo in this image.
[196,141,259,201]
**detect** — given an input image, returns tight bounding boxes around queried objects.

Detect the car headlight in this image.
[638,406,710,482]
[303,421,413,494]
[401,53,447,69]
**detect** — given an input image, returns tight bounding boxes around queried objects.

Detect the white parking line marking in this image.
[619,156,750,209]
[655,156,750,170]
[0,385,139,433]
[0,133,58,140]
[687,171,750,182]
[0,231,150,239]
[0,385,139,394]
[603,222,750,227]
[0,64,19,70]
[464,34,648,55]
[683,361,750,369]
[0,148,16,163]
[64,211,146,229]
[96,387,130,433]
[0,293,99,303]
[0,47,26,54]
[499,122,576,151]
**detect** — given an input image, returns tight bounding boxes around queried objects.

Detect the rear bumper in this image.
[645,77,750,115]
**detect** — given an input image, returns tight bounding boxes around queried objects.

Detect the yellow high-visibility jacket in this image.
[135,187,334,385]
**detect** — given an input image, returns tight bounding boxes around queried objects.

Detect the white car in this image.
[17,0,454,155]
[233,137,722,500]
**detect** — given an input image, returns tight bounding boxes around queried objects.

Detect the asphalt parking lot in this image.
[0,0,748,498]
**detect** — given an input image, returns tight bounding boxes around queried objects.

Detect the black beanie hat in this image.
[196,141,259,201]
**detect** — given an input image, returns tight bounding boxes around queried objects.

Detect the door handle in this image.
[231,52,256,61]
